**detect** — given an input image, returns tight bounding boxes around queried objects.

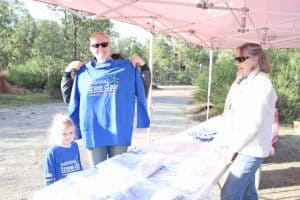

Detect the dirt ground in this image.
[0,85,299,200]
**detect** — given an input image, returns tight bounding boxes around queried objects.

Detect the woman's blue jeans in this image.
[221,153,264,200]
[87,146,128,167]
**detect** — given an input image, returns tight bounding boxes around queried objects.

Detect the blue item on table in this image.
[188,128,217,142]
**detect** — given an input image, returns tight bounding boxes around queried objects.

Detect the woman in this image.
[221,43,277,200]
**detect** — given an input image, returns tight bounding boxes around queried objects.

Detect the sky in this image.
[22,0,151,43]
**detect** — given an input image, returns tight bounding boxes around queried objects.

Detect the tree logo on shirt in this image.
[109,75,120,85]
[88,75,120,96]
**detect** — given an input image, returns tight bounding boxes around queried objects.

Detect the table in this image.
[33,116,229,200]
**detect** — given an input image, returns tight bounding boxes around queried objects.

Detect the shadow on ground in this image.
[260,134,300,190]
[260,167,300,189]
[265,135,300,164]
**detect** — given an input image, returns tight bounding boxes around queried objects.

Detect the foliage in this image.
[32,20,65,62]
[193,50,235,113]
[150,35,209,85]
[112,37,146,59]
[152,35,174,82]
[7,15,36,66]
[58,11,112,61]
[268,49,300,123]
[46,70,63,99]
[6,59,46,89]
[0,0,30,71]
[0,0,16,70]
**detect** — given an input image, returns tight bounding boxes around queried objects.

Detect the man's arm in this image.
[61,72,73,104]
[130,55,151,98]
[139,63,151,98]
[61,61,83,104]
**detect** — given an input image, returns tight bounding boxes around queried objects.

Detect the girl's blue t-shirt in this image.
[44,141,82,186]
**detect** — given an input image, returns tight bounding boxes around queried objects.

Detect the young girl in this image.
[44,113,82,186]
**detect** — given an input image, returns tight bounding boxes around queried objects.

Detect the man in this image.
[68,32,150,167]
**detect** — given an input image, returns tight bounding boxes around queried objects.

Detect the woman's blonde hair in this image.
[237,42,271,73]
[48,113,74,145]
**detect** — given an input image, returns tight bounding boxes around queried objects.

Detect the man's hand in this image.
[65,61,84,72]
[130,55,145,66]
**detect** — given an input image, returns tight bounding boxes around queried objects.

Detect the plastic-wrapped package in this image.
[149,135,207,155]
[132,151,166,178]
[147,152,225,195]
[124,180,187,200]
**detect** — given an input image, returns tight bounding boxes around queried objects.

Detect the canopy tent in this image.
[33,0,300,49]
[33,0,300,119]
[32,0,300,142]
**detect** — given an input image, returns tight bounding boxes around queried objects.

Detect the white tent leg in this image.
[206,49,213,120]
[147,33,154,147]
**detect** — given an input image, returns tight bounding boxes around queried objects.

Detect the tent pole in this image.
[147,32,154,147]
[206,49,213,120]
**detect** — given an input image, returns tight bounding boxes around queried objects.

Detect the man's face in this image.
[89,34,111,61]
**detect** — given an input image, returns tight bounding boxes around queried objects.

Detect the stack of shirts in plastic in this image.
[33,147,226,200]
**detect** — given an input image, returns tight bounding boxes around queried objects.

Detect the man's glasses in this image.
[235,56,250,63]
[91,42,109,48]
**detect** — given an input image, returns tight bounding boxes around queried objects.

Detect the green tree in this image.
[268,49,300,123]
[7,19,64,90]
[151,35,176,83]
[149,34,208,84]
[0,0,15,70]
[193,50,235,112]
[32,20,66,67]
[8,15,37,66]
[112,36,146,59]
[59,11,112,61]
[0,0,30,71]
[175,40,210,84]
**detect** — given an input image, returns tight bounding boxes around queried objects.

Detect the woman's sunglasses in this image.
[91,42,109,48]
[235,56,250,63]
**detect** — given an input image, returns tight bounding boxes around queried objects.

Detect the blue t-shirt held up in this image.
[69,59,150,148]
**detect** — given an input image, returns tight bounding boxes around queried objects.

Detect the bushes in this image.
[46,70,63,99]
[193,50,235,114]
[6,58,64,100]
[193,49,300,124]
[6,59,46,89]
[269,50,300,123]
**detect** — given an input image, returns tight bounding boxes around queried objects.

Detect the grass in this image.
[279,126,298,135]
[0,92,60,109]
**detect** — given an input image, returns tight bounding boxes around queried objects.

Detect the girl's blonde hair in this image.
[48,113,74,145]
